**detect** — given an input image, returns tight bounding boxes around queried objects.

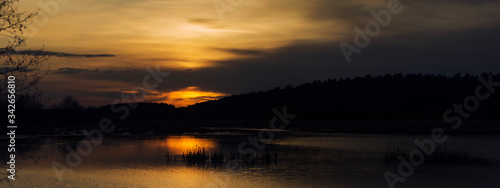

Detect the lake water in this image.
[4,131,500,187]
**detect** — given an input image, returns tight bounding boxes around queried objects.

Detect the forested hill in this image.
[182,73,500,120]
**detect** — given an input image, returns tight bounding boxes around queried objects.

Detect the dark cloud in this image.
[304,1,373,27]
[53,68,140,74]
[301,0,500,39]
[13,50,115,58]
[139,58,188,62]
[53,68,98,74]
[0,67,34,73]
[214,48,268,57]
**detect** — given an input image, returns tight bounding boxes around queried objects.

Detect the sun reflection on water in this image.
[155,136,218,155]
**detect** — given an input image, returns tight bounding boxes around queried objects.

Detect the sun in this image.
[148,86,227,107]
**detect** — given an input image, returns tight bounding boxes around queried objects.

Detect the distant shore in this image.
[15,119,500,136]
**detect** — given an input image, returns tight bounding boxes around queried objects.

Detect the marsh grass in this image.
[385,143,472,164]
[183,148,209,166]
[165,148,278,168]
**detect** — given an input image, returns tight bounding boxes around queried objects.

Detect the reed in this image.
[385,144,472,164]
[165,148,279,168]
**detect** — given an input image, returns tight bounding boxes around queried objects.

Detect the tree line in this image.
[9,73,500,129]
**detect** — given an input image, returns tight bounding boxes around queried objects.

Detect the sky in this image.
[6,0,500,106]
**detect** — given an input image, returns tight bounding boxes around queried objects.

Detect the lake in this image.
[4,130,500,187]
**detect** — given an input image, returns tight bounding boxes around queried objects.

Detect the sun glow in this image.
[156,86,227,107]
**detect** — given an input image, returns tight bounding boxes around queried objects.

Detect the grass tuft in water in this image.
[166,148,279,168]
[385,144,472,164]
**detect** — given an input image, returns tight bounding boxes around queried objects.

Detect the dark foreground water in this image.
[3,130,500,187]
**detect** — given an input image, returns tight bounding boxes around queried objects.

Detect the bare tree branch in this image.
[0,0,48,97]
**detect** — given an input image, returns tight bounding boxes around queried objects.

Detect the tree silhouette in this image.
[53,95,83,110]
[0,0,48,96]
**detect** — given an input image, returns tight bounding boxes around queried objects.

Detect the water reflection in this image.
[153,136,218,155]
[149,136,279,169]
[6,133,500,187]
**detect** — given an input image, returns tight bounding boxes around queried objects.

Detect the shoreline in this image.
[12,119,500,136]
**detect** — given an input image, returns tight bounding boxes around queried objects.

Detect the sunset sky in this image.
[10,0,500,106]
